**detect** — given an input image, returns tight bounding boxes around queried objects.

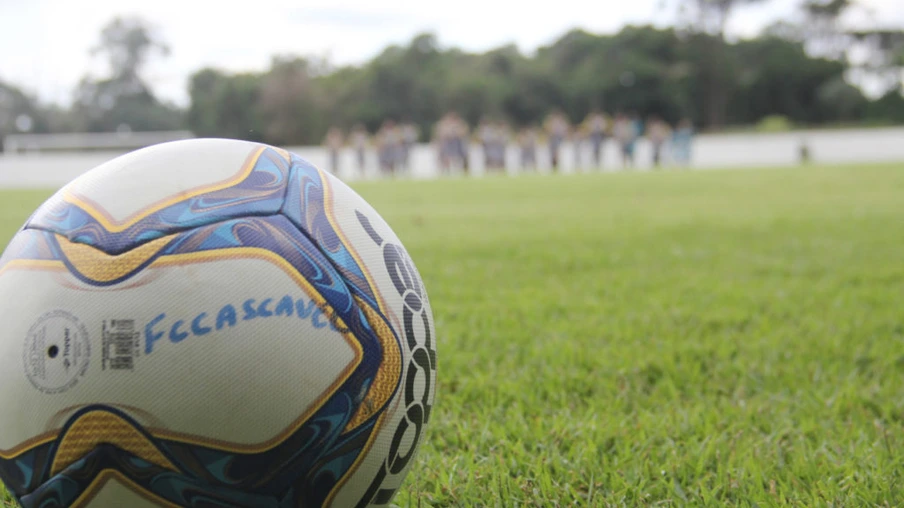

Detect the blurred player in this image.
[614,112,640,169]
[401,121,419,171]
[544,110,570,172]
[671,118,694,167]
[518,125,538,172]
[478,117,507,174]
[349,123,369,177]
[493,119,511,173]
[584,110,610,169]
[450,112,471,175]
[478,117,494,170]
[433,112,469,175]
[432,115,452,174]
[572,121,586,171]
[647,116,671,168]
[323,126,344,174]
[376,119,403,177]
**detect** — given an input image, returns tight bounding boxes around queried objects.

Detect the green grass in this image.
[2,163,904,506]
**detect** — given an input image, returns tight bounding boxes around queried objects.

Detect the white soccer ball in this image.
[0,138,437,507]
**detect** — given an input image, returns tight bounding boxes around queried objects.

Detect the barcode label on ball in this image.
[102,320,139,371]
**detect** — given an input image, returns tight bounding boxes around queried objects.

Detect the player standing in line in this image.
[450,112,471,175]
[432,114,452,175]
[572,120,585,171]
[614,112,640,169]
[647,116,672,168]
[376,119,403,178]
[349,123,370,178]
[518,125,539,172]
[433,112,469,175]
[400,121,419,172]
[479,117,509,174]
[671,118,695,167]
[478,117,494,171]
[584,110,610,170]
[323,126,344,175]
[493,119,511,173]
[544,110,570,173]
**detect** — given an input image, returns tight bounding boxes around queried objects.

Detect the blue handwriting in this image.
[144,295,341,354]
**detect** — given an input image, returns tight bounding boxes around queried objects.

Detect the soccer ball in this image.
[0,139,437,507]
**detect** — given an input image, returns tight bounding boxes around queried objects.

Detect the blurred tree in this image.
[672,0,770,129]
[865,89,904,122]
[763,20,805,42]
[2,22,895,145]
[850,29,904,96]
[766,1,902,102]
[676,0,761,38]
[258,56,329,145]
[801,0,855,60]
[182,27,865,143]
[728,35,862,124]
[92,16,171,96]
[815,76,869,121]
[0,81,49,151]
[71,16,182,133]
[186,69,265,142]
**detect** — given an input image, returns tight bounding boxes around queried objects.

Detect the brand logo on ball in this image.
[356,210,437,506]
[22,309,91,394]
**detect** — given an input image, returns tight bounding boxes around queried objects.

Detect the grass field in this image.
[2,163,904,506]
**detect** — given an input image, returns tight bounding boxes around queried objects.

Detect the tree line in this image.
[0,0,902,151]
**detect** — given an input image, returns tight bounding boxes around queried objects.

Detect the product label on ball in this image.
[23,309,91,394]
[102,319,140,371]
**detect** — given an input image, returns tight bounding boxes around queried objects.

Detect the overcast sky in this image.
[1,0,902,107]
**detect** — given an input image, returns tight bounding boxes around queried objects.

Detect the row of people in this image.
[322,111,696,176]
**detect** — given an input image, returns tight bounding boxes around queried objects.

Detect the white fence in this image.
[3,131,195,154]
[1,127,903,189]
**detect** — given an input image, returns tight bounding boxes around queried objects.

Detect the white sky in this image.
[1,0,902,107]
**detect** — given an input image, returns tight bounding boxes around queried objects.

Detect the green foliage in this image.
[179,25,879,143]
[865,90,904,123]
[65,17,182,134]
[0,81,50,151]
[186,69,267,142]
[2,15,903,147]
[756,114,794,132]
[92,16,170,84]
[731,36,855,125]
[850,29,904,94]
[2,163,904,504]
